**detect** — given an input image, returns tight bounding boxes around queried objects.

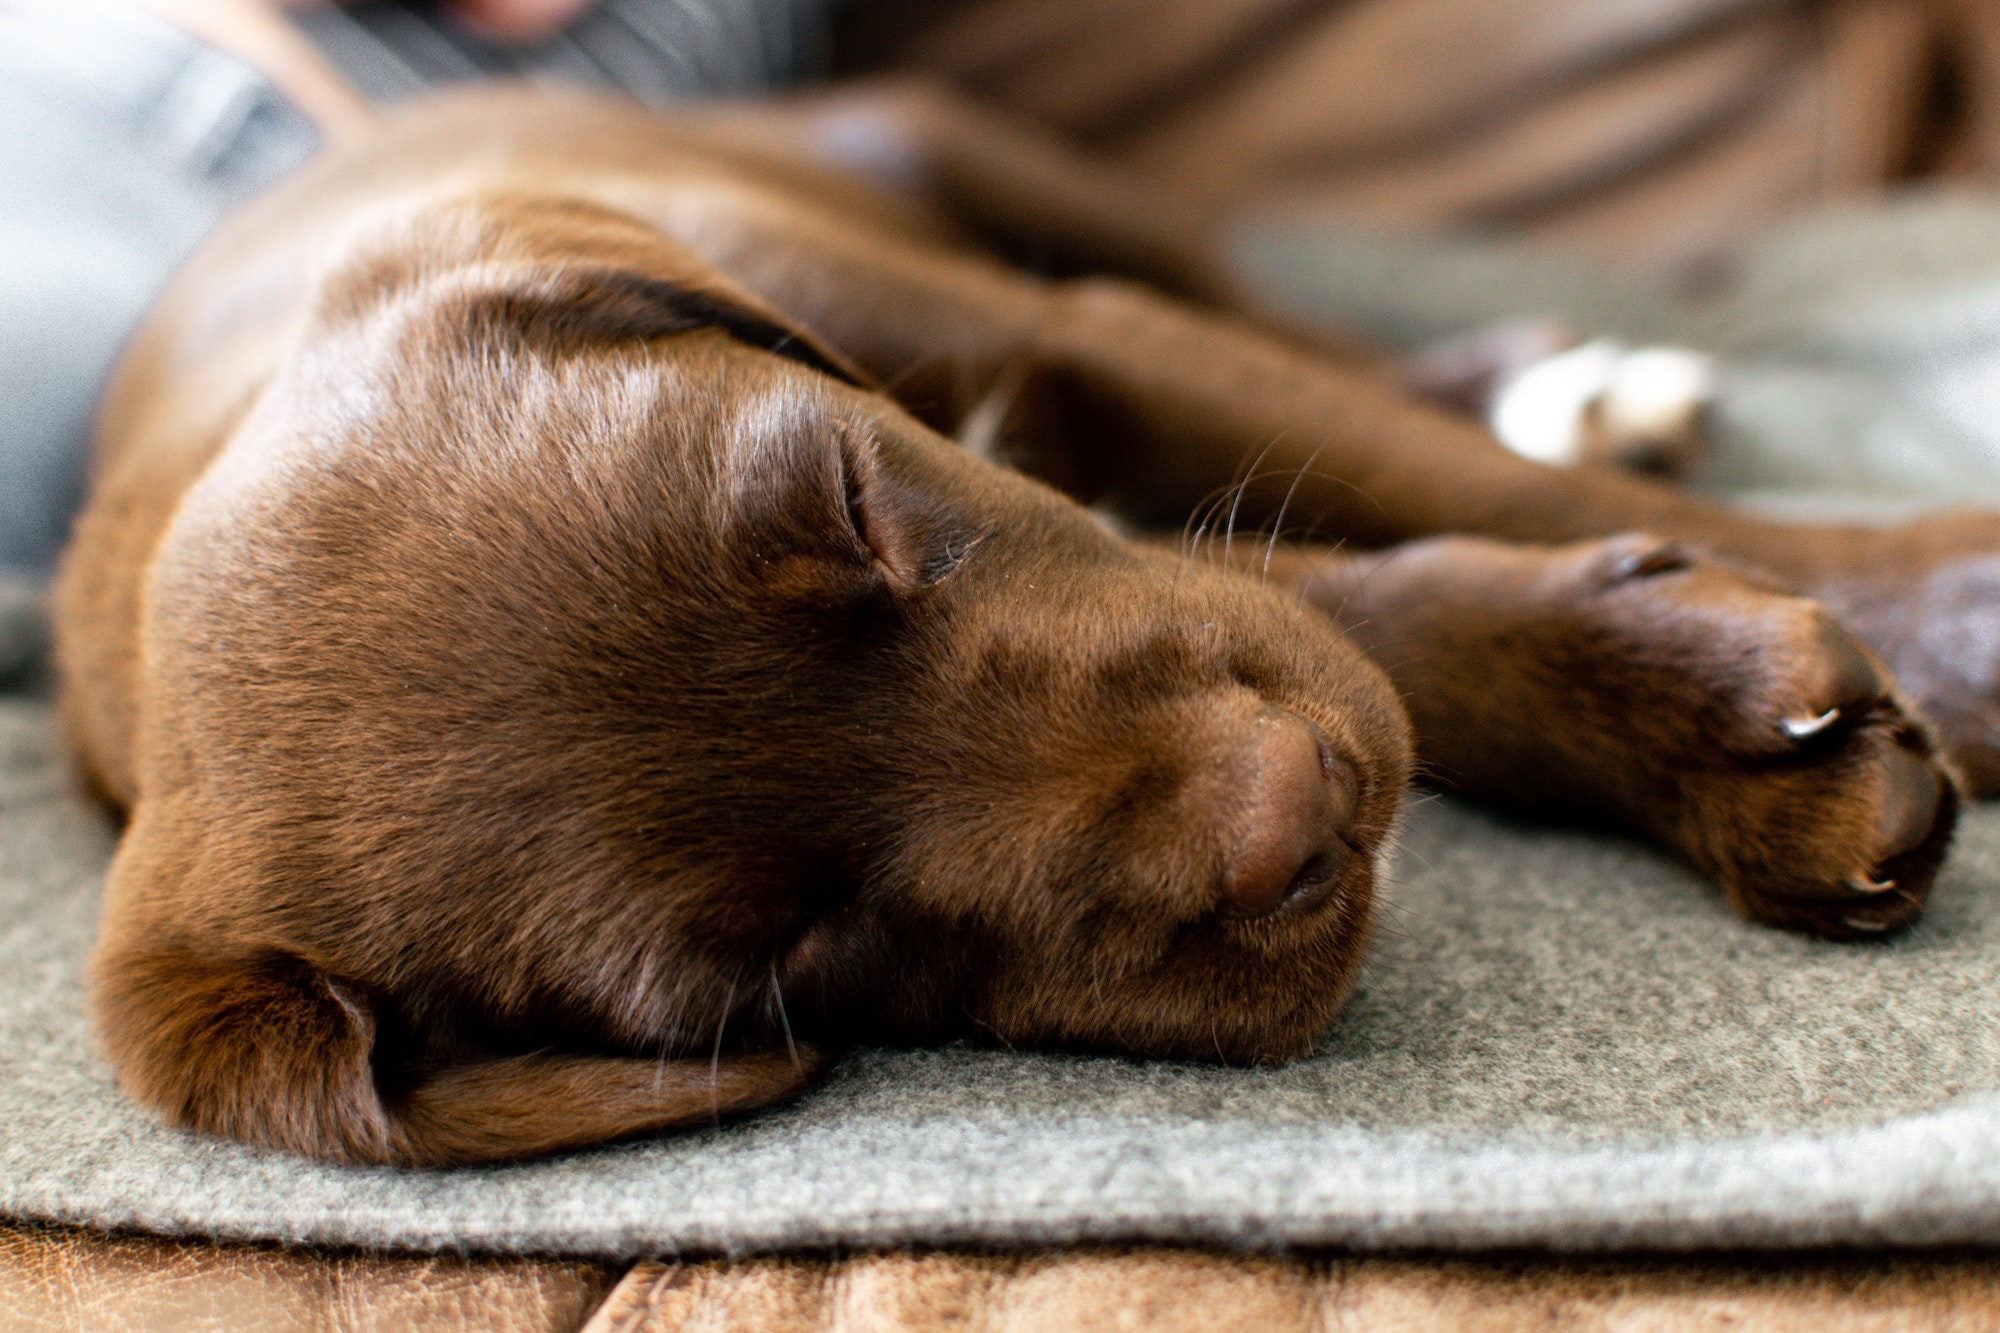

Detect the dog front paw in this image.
[1575,538,1958,938]
[1366,533,1964,936]
[1665,637,1954,939]
[1291,533,1962,938]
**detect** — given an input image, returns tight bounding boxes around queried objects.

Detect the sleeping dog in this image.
[57,84,1993,1166]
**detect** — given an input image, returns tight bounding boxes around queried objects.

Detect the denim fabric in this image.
[0,0,835,574]
[294,0,833,105]
[0,1,320,572]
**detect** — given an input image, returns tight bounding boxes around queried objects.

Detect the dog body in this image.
[58,87,1994,1165]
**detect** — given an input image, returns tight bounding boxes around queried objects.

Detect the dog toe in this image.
[1872,743,1943,864]
[1743,612,1892,757]
[1562,543,1962,938]
[1793,618,1886,733]
[1731,726,1957,940]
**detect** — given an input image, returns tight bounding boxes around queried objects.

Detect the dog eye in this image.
[841,434,984,590]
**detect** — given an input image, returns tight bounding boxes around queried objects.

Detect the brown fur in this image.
[55,83,1997,1166]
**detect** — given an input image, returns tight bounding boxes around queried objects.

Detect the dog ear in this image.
[325,191,875,389]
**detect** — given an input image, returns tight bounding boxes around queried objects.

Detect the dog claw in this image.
[1846,874,1897,895]
[1842,915,1894,933]
[1781,708,1840,740]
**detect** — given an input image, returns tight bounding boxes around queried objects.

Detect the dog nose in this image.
[1218,711,1358,918]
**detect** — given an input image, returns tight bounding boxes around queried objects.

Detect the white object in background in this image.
[1491,341,1715,471]
[1490,339,1622,465]
[1603,347,1715,452]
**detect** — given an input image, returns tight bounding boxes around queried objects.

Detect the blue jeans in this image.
[0,0,830,573]
[0,1,322,572]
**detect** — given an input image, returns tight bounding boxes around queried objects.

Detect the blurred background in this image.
[7,0,2000,605]
[299,0,2000,272]
[836,0,2000,276]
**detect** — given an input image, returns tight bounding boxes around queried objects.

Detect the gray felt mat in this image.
[7,694,2000,1257]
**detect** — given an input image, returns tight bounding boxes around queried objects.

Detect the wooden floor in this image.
[7,1225,2000,1330]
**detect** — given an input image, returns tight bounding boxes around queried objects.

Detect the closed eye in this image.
[840,426,985,591]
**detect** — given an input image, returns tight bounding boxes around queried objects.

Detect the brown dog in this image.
[56,83,1993,1167]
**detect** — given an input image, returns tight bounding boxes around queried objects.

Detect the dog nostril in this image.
[1218,712,1359,918]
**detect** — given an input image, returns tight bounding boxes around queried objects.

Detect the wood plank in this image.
[583,1247,2000,1332]
[0,1223,617,1333]
[11,1220,2000,1331]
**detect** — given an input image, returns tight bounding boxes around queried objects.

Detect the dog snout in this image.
[1217,710,1358,918]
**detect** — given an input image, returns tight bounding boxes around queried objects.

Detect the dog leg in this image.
[695,77,1231,306]
[628,160,2000,788]
[671,77,1383,363]
[1012,280,2000,790]
[1253,536,1956,937]
[93,935,826,1167]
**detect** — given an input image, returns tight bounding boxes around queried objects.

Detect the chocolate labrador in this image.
[56,83,1993,1166]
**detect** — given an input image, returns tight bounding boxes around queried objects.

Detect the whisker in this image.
[966,1010,1019,1052]
[1180,477,1242,553]
[769,958,801,1072]
[709,978,737,1124]
[1328,536,1440,623]
[1290,537,1349,611]
[1260,444,1328,587]
[1364,890,1422,947]
[1223,433,1285,569]
[1186,474,1246,561]
[1187,434,1284,564]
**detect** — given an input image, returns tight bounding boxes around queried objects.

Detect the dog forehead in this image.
[315,189,872,384]
[710,363,854,489]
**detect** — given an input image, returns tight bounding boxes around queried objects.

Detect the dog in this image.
[55,82,1995,1167]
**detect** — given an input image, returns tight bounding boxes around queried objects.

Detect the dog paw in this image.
[1563,537,1957,937]
[1400,322,1713,477]
[1293,532,1961,938]
[1315,533,1963,939]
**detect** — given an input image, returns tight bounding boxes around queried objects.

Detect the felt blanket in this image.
[13,194,2000,1259]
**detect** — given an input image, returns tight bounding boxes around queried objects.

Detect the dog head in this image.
[152,193,1411,1072]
